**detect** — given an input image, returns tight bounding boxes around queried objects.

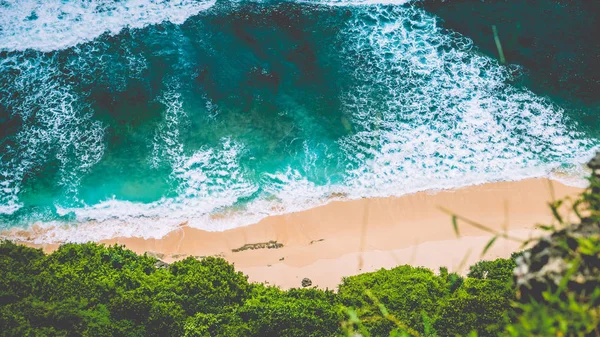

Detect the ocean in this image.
[0,0,598,242]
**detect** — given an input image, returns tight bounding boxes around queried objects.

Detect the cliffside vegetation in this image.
[0,240,518,337]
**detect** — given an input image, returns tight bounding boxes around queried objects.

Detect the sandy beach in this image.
[15,178,583,289]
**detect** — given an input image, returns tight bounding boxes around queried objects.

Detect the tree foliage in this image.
[0,241,515,337]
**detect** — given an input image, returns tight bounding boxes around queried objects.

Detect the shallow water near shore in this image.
[0,0,598,242]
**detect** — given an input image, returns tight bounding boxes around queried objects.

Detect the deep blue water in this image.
[0,0,598,242]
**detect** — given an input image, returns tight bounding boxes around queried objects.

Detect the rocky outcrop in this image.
[514,153,600,303]
[514,221,600,302]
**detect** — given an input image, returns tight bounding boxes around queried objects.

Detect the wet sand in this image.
[13,178,583,289]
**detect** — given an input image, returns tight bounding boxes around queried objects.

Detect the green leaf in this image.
[452,215,460,237]
[572,199,583,220]
[481,236,498,257]
[492,25,506,64]
[538,225,555,232]
[549,200,564,224]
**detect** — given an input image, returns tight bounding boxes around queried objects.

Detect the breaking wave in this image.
[0,0,216,52]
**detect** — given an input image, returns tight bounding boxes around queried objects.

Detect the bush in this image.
[239,285,343,337]
[170,256,251,315]
[183,311,250,337]
[435,279,514,337]
[338,265,448,336]
[467,253,520,283]
[0,241,44,304]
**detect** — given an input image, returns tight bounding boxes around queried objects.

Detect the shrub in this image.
[169,256,251,315]
[467,253,519,283]
[239,285,343,337]
[338,265,448,336]
[183,311,250,337]
[435,279,514,337]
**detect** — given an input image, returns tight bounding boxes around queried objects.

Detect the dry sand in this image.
[16,178,583,289]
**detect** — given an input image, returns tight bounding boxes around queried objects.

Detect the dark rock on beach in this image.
[232,240,284,253]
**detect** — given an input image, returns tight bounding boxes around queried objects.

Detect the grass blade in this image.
[481,236,498,258]
[452,215,460,237]
[492,25,506,64]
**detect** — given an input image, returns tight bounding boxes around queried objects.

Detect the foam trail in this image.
[150,85,188,171]
[337,5,595,196]
[40,137,260,243]
[0,0,216,52]
[0,54,105,214]
[151,84,258,202]
[296,0,412,6]
[26,88,260,242]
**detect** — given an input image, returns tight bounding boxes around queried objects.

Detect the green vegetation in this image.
[500,158,600,337]
[0,240,517,337]
[3,157,600,336]
[467,252,521,283]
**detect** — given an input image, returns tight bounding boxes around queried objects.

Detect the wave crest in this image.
[0,0,216,52]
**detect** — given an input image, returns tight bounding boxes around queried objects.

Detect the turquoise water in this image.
[0,0,598,242]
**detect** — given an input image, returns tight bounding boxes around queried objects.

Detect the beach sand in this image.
[17,178,583,289]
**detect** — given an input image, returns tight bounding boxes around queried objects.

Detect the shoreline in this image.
[11,178,583,289]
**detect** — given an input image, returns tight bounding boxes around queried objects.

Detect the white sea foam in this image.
[65,41,149,92]
[0,0,216,52]
[1,3,597,243]
[151,84,258,202]
[150,85,188,171]
[337,5,595,197]
[2,166,588,244]
[8,166,340,244]
[27,87,263,242]
[296,0,412,6]
[0,54,105,214]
